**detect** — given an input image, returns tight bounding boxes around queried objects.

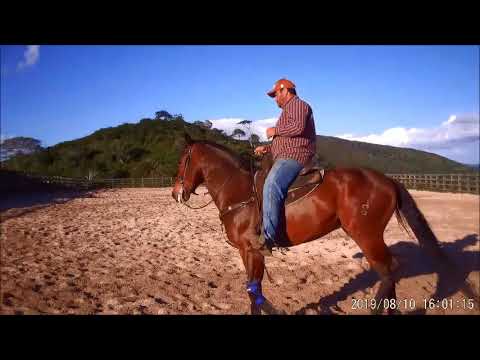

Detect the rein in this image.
[181,172,235,210]
[177,146,214,210]
[178,145,255,215]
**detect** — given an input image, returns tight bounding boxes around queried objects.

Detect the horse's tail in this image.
[393,181,445,260]
[393,180,479,301]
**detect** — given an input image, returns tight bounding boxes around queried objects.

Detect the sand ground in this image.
[1,187,478,315]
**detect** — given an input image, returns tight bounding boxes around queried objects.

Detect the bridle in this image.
[177,146,213,210]
[177,144,258,220]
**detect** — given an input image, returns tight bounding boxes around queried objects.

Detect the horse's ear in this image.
[184,132,193,145]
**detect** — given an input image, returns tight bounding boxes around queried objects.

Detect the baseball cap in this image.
[267,78,296,98]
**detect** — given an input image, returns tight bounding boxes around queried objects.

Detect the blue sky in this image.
[1,45,479,163]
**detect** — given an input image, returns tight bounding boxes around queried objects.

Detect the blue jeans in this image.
[263,158,303,247]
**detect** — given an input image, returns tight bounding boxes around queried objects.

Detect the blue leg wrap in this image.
[246,280,266,306]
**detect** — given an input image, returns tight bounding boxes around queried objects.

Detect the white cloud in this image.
[337,114,479,149]
[206,114,479,164]
[337,114,480,164]
[208,117,277,141]
[17,45,40,70]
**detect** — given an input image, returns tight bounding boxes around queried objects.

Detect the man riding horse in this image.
[253,78,317,256]
[171,81,478,314]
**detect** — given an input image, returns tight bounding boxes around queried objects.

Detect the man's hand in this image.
[254,146,268,156]
[266,127,276,139]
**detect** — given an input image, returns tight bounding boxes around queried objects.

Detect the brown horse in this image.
[172,133,477,315]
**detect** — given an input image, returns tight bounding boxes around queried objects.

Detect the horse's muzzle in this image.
[175,191,183,203]
[172,183,183,203]
[172,185,189,203]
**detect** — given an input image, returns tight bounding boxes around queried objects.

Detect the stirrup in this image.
[253,234,273,257]
[251,233,265,249]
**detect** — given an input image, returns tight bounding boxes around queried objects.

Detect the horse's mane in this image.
[196,140,254,173]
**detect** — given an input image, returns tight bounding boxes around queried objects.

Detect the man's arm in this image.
[275,102,310,137]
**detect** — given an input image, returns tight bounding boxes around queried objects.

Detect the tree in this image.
[173,114,184,122]
[1,136,43,161]
[193,120,213,130]
[204,120,213,129]
[155,110,173,120]
[237,120,252,127]
[139,118,153,124]
[249,134,260,145]
[237,119,258,146]
[237,120,252,136]
[86,168,97,180]
[127,147,149,162]
[232,128,246,139]
[212,128,226,136]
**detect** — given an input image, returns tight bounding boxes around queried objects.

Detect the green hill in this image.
[315,135,473,174]
[2,115,475,178]
[2,116,254,179]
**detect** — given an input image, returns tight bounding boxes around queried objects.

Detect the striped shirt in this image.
[265,95,316,166]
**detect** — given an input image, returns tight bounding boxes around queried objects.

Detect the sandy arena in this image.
[1,187,479,315]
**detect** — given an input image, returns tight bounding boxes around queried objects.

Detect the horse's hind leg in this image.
[372,269,398,315]
[346,229,399,315]
[362,240,399,315]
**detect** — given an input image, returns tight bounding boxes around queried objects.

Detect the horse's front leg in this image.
[239,246,266,315]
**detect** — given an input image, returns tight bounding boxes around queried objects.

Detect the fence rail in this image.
[23,174,176,190]
[20,173,480,194]
[90,177,176,188]
[386,173,479,194]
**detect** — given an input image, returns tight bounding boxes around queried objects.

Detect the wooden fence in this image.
[25,174,176,190]
[386,173,479,194]
[22,173,479,194]
[91,177,176,188]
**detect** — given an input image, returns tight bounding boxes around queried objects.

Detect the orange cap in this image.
[267,78,296,97]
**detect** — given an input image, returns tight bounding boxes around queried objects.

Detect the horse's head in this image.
[172,133,205,203]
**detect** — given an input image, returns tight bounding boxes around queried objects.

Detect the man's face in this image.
[274,87,289,108]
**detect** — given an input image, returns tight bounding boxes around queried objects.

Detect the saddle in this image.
[253,154,325,213]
